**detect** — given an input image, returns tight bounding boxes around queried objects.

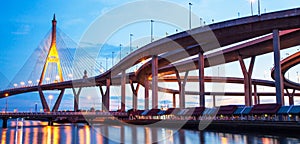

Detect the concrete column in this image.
[144,77,149,110]
[104,78,111,111]
[254,85,258,105]
[273,29,284,106]
[238,56,255,106]
[52,89,65,112]
[2,118,7,128]
[198,52,205,107]
[37,87,50,112]
[212,95,216,107]
[151,55,158,109]
[175,70,183,108]
[130,81,140,110]
[172,93,176,108]
[121,70,126,111]
[72,87,82,112]
[286,89,295,106]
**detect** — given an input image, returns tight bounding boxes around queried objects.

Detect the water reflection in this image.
[0,120,299,143]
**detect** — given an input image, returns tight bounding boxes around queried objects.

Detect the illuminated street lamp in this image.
[5,93,8,113]
[68,73,73,79]
[28,80,32,86]
[13,83,18,87]
[46,77,50,84]
[48,95,53,109]
[20,81,25,87]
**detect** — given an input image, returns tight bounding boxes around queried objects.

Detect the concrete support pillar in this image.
[172,93,176,108]
[144,77,149,110]
[273,29,284,106]
[48,119,53,126]
[52,89,65,112]
[151,55,158,109]
[212,95,216,107]
[102,78,111,111]
[175,70,189,108]
[2,118,7,128]
[130,80,140,110]
[254,85,258,105]
[198,52,205,107]
[38,87,50,112]
[238,56,255,106]
[72,87,82,112]
[121,70,126,112]
[286,89,295,106]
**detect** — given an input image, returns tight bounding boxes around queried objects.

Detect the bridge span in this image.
[1,8,300,120]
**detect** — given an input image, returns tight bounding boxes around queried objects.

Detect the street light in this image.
[150,20,154,42]
[5,93,8,113]
[48,95,53,109]
[112,52,115,67]
[189,2,192,30]
[258,0,261,15]
[250,0,254,16]
[130,34,133,53]
[20,81,25,87]
[28,80,32,86]
[68,73,73,79]
[106,57,108,71]
[119,44,122,60]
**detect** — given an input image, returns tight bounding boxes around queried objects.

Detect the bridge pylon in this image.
[39,14,64,85]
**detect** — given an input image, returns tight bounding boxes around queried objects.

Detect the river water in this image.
[0,120,299,144]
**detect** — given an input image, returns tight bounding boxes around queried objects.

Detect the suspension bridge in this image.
[1,8,300,128]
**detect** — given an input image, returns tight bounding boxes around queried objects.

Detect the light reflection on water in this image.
[0,120,299,144]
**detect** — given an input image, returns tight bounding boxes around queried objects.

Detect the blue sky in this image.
[0,0,300,111]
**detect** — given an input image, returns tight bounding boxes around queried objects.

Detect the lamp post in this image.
[119,44,122,60]
[189,2,192,30]
[106,57,108,71]
[258,0,261,15]
[130,34,133,53]
[150,20,154,42]
[48,95,53,109]
[5,93,8,113]
[112,52,115,67]
[250,0,254,16]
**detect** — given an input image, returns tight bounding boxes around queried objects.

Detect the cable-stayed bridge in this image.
[1,8,300,128]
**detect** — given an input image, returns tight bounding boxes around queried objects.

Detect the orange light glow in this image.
[4,93,9,97]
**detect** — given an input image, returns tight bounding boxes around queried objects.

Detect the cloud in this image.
[11,24,31,35]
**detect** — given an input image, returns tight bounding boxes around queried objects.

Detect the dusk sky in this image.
[0,0,300,111]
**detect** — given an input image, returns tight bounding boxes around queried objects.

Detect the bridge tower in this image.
[39,14,64,85]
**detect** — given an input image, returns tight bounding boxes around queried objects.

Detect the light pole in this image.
[106,57,108,71]
[119,44,122,60]
[189,2,192,30]
[258,0,261,15]
[5,93,8,113]
[250,0,254,16]
[150,20,154,42]
[112,52,115,67]
[130,33,133,53]
[48,95,53,109]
